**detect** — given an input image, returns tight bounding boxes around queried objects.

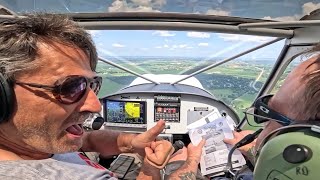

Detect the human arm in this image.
[80,129,136,156]
[223,130,255,160]
[81,120,166,157]
[167,139,206,180]
[136,140,174,180]
[137,159,162,180]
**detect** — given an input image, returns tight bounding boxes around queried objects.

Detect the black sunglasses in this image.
[16,75,102,104]
[252,94,293,126]
[243,110,289,128]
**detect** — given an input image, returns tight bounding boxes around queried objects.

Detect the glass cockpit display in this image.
[105,100,146,124]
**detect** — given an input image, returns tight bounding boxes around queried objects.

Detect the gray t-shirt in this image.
[0,152,118,180]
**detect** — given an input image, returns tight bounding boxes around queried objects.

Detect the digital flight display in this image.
[104,100,146,124]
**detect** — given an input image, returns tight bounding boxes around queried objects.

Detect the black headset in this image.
[0,73,15,123]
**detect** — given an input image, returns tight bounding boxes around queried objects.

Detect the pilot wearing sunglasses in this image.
[224,53,320,168]
[0,13,205,179]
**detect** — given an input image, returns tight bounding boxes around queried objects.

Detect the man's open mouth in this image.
[66,124,84,136]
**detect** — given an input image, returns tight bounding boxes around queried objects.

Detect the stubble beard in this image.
[17,112,89,154]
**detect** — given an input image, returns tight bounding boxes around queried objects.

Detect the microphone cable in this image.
[224,128,263,178]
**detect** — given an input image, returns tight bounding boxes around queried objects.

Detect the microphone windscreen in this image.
[172,140,185,154]
[92,117,105,130]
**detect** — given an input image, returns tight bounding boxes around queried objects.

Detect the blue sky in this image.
[90,30,285,60]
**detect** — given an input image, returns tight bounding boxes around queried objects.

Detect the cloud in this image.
[131,0,152,6]
[152,30,176,37]
[131,0,166,7]
[153,0,166,8]
[198,43,209,46]
[108,0,165,12]
[164,39,170,43]
[262,15,299,21]
[187,32,210,38]
[206,9,230,16]
[108,0,127,12]
[158,44,192,49]
[263,2,320,21]
[112,43,125,48]
[302,2,320,15]
[218,34,273,43]
[179,44,188,48]
[88,30,102,37]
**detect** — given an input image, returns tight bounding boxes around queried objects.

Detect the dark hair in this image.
[0,13,97,80]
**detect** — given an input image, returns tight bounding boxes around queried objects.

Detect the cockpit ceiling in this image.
[1,0,320,21]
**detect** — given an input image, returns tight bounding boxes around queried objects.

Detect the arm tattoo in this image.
[178,172,196,180]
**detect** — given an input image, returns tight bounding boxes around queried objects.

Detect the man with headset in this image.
[164,54,320,179]
[222,52,320,180]
[225,53,320,161]
[0,13,205,179]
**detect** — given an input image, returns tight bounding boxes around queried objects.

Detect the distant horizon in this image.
[98,55,279,61]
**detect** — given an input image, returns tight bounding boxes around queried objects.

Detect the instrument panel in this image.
[101,91,239,135]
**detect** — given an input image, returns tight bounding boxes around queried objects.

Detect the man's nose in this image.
[78,89,102,113]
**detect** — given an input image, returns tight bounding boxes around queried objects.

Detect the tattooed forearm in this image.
[178,172,196,180]
[167,159,199,180]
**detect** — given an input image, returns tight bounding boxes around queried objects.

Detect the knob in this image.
[282,144,312,164]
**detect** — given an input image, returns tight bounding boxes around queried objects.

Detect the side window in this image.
[242,54,308,130]
[196,40,285,123]
[271,55,310,94]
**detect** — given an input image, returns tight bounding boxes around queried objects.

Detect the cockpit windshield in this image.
[92,30,285,119]
[1,0,318,122]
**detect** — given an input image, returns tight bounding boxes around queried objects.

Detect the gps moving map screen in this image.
[105,100,146,124]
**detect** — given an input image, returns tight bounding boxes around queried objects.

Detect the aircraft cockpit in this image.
[2,0,320,179]
[101,74,239,138]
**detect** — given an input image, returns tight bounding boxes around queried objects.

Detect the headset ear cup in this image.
[254,126,320,180]
[0,74,14,123]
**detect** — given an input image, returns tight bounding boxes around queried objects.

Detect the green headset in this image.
[0,73,15,123]
[254,123,320,180]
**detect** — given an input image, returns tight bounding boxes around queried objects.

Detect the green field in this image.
[98,78,124,98]
[211,89,233,98]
